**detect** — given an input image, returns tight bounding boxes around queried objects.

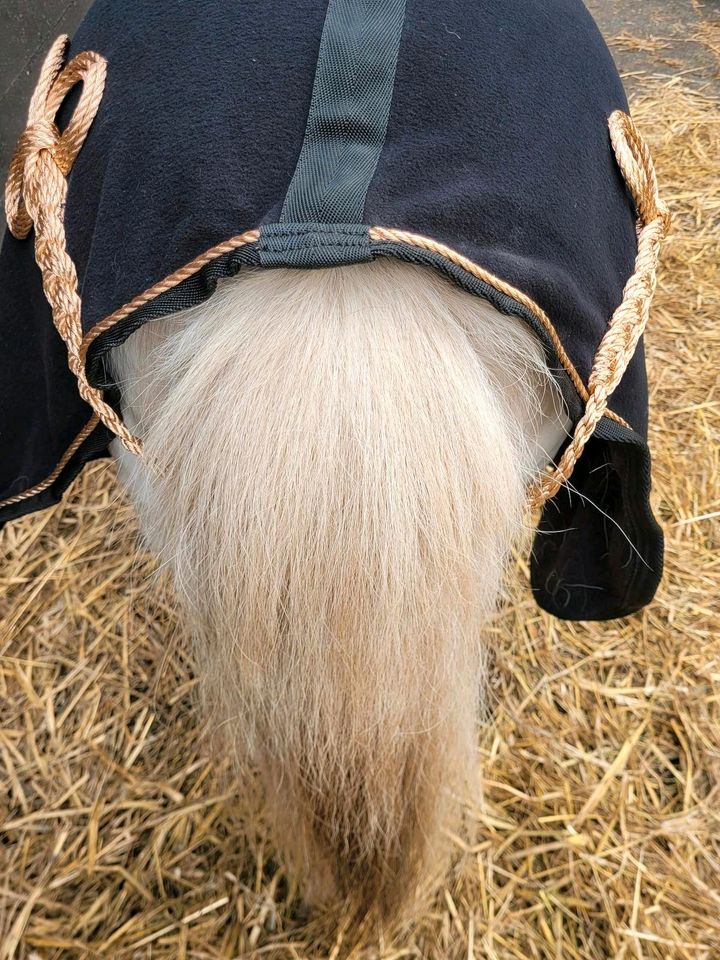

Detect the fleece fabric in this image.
[0,0,663,619]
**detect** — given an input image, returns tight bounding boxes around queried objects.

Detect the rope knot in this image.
[21,118,60,154]
[609,109,670,234]
[3,35,142,456]
[5,35,107,238]
[6,120,60,239]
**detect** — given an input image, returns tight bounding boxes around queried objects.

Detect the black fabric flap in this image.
[531,417,663,620]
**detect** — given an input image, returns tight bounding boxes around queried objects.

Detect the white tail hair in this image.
[109,259,567,918]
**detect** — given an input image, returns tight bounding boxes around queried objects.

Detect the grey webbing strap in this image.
[278,0,407,225]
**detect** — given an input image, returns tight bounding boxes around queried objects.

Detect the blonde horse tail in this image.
[110,259,566,917]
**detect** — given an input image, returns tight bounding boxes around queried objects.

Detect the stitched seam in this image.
[262,237,370,250]
[262,226,367,238]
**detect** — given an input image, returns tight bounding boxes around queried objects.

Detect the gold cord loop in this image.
[4,42,666,494]
[5,35,142,455]
[527,110,669,510]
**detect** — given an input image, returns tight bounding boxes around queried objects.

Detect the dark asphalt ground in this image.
[0,0,718,219]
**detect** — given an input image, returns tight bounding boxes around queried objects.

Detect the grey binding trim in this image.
[278,0,407,225]
[258,223,372,268]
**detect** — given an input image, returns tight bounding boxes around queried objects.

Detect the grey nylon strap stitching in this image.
[279,0,407,224]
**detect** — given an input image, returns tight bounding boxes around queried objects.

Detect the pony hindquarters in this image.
[109,259,566,917]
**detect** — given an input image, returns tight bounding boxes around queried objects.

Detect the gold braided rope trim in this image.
[5,35,142,455]
[2,36,667,516]
[0,234,260,513]
[528,109,670,508]
[373,113,668,509]
[79,229,261,362]
[369,226,611,418]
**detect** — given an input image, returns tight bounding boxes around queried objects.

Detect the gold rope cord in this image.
[79,229,261,362]
[523,110,670,508]
[3,35,667,516]
[0,415,99,509]
[5,35,142,456]
[371,111,669,511]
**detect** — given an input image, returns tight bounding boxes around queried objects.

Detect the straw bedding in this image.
[1,77,719,959]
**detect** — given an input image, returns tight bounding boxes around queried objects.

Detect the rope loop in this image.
[4,42,668,486]
[608,110,671,231]
[528,110,669,510]
[4,35,142,455]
